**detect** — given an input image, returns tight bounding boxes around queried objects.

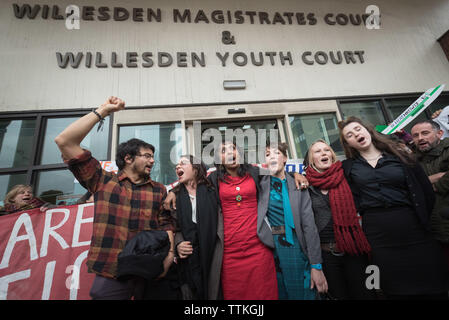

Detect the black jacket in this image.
[342,157,435,230]
[116,230,170,280]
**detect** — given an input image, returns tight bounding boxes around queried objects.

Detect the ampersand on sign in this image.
[222,31,236,45]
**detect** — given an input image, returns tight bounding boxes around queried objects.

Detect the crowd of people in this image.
[2,96,449,300]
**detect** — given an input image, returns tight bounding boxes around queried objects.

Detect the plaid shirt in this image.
[68,150,175,278]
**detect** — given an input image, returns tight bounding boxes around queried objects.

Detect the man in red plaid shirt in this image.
[55,96,176,299]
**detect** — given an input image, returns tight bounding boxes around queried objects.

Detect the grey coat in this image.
[257,174,322,265]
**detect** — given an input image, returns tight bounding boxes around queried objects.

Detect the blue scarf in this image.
[280,178,296,246]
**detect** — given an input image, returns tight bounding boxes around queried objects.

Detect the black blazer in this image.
[342,157,435,230]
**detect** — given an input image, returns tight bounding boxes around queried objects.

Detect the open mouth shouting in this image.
[269,160,279,167]
[357,136,366,145]
[319,156,330,166]
[417,140,430,150]
[224,155,237,165]
[268,160,280,171]
[176,168,185,179]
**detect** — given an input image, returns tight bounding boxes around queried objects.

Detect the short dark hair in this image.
[266,141,289,157]
[116,138,155,170]
[411,120,441,131]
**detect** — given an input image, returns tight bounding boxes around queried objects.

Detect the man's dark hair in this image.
[116,138,155,170]
[411,120,441,131]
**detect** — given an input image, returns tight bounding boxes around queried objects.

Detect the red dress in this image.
[219,174,278,300]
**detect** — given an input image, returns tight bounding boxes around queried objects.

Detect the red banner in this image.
[0,204,95,300]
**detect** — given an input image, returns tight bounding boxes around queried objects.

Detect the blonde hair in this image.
[4,185,33,206]
[307,139,337,172]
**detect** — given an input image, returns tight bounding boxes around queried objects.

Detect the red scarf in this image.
[306,161,371,255]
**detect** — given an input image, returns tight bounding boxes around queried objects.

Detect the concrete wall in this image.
[0,0,448,112]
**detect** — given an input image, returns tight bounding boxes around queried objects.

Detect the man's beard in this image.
[420,139,440,152]
[139,172,150,180]
[133,163,151,180]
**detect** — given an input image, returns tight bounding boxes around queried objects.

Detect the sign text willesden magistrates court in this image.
[12,4,371,69]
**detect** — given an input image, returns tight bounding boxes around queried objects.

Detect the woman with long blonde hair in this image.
[304,139,375,299]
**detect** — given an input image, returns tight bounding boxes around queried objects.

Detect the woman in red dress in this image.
[164,141,306,299]
[208,142,278,299]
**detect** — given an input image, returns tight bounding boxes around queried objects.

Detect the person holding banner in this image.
[258,142,327,299]
[171,155,222,300]
[431,106,449,139]
[0,184,54,215]
[55,96,176,300]
[304,139,376,300]
[338,116,448,299]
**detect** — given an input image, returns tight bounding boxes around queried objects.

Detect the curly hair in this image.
[115,138,155,170]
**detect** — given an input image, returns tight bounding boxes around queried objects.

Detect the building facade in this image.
[0,0,448,204]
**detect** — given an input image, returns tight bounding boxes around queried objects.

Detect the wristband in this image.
[311,263,322,270]
[92,109,105,132]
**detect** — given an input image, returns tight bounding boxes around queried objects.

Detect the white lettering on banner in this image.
[0,205,95,300]
[71,203,93,247]
[41,261,56,300]
[0,213,38,269]
[0,269,31,300]
[40,209,70,258]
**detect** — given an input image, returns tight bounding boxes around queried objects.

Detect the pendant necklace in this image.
[235,186,242,206]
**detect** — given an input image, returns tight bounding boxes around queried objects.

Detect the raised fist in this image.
[100,96,125,115]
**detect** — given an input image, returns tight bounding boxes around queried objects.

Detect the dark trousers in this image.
[441,242,449,273]
[90,266,181,300]
[143,264,182,300]
[321,250,377,300]
[89,275,145,300]
[386,292,448,300]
